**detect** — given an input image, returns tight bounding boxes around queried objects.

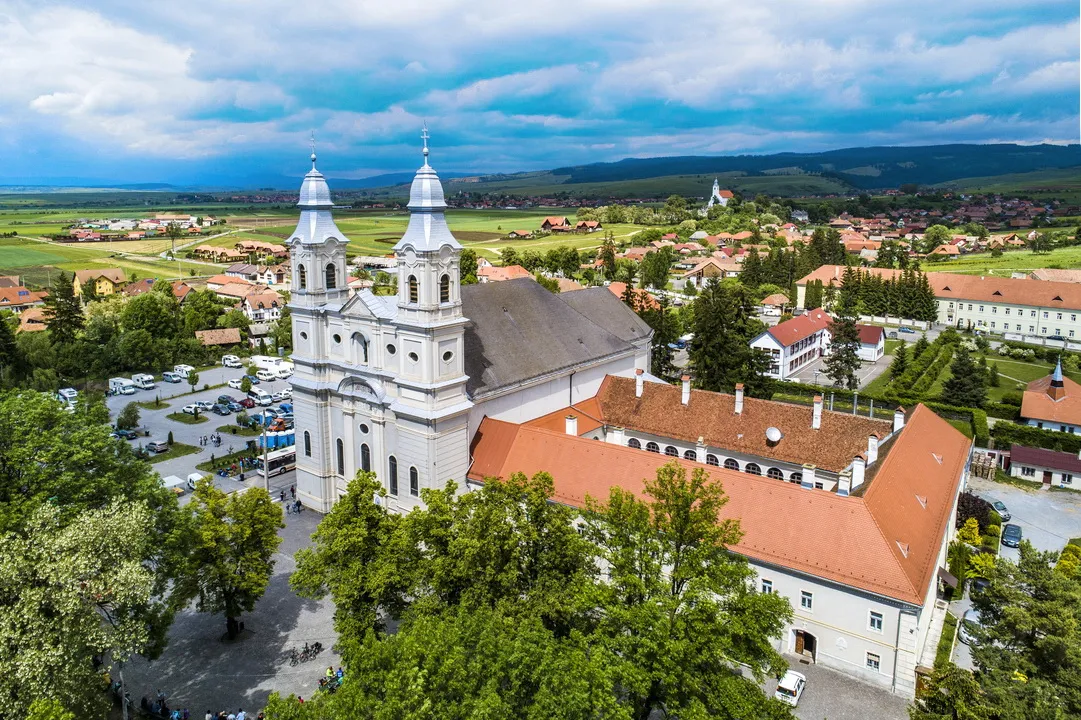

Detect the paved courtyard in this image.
[121,508,338,712]
[765,656,908,720]
[965,474,1081,562]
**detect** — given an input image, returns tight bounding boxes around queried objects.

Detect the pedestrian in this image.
[297,696,304,704]
[205,711,213,720]
[236,709,246,720]
[336,666,344,679]
[279,490,285,503]
[183,710,190,720]
[326,665,335,680]
[290,484,295,500]
[294,499,302,513]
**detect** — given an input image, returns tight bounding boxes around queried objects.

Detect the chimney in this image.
[608,426,625,446]
[565,415,578,436]
[801,464,816,489]
[696,436,706,463]
[893,406,906,433]
[812,395,823,430]
[735,383,745,415]
[851,454,866,490]
[681,375,691,406]
[867,433,880,465]
[837,469,852,497]
[635,368,644,398]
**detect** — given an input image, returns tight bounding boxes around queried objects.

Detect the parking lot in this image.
[765,657,908,720]
[104,363,295,494]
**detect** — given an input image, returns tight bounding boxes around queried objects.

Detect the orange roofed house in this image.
[470,375,972,699]
[1021,359,1081,433]
[749,310,833,381]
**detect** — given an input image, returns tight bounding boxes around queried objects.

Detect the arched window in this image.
[336,438,345,476]
[298,264,307,290]
[361,443,371,473]
[388,456,398,495]
[440,274,451,303]
[645,442,660,453]
[683,449,697,460]
[664,445,679,457]
[325,263,337,290]
[706,454,720,466]
[352,332,368,364]
[627,438,641,449]
[767,467,784,480]
[408,275,419,303]
[410,467,419,496]
[745,463,762,476]
[790,472,802,484]
[303,431,311,457]
[723,458,739,471]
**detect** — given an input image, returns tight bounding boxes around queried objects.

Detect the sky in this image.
[0,0,1078,187]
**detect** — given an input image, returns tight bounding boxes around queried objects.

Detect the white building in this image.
[857,324,886,362]
[750,311,832,381]
[287,136,652,514]
[1020,360,1081,434]
[1006,444,1079,488]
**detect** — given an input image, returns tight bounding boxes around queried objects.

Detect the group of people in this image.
[279,485,302,514]
[198,434,222,447]
[205,709,262,720]
[318,666,345,693]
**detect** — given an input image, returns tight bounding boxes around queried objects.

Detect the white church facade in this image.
[286,136,652,513]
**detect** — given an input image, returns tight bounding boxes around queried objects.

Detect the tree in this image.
[825,314,862,390]
[116,401,140,430]
[635,293,681,379]
[240,376,252,394]
[599,232,618,279]
[187,370,200,394]
[534,273,560,293]
[0,501,170,719]
[921,224,952,254]
[0,310,23,383]
[178,478,283,640]
[499,247,520,267]
[217,308,251,334]
[43,271,84,345]
[942,347,987,408]
[912,334,930,360]
[639,247,673,289]
[182,288,225,335]
[889,343,909,379]
[909,664,992,720]
[804,279,824,310]
[270,304,292,351]
[689,279,773,398]
[121,290,179,340]
[459,248,479,284]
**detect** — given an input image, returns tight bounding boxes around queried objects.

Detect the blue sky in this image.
[0,0,1078,187]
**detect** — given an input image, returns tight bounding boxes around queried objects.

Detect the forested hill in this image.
[549,144,1081,191]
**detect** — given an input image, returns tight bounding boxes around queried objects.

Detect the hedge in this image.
[924,401,989,447]
[985,402,1021,421]
[990,422,1081,453]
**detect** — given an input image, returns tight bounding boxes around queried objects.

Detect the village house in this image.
[750,310,833,381]
[0,286,47,315]
[681,256,742,286]
[540,216,570,232]
[1020,361,1081,434]
[857,324,886,362]
[240,290,284,323]
[477,264,533,283]
[73,268,127,297]
[1005,444,1079,488]
[575,220,602,232]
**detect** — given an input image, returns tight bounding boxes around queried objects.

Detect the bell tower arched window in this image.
[388,456,398,495]
[440,274,450,303]
[352,332,368,364]
[325,263,337,290]
[298,264,307,290]
[408,275,419,303]
[409,466,419,496]
[361,443,371,472]
[336,438,345,476]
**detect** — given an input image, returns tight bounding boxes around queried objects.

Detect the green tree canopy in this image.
[689,279,773,398]
[459,248,479,284]
[825,314,862,390]
[941,346,987,408]
[43,271,84,345]
[121,290,180,340]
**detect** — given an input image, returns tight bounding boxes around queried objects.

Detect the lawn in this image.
[147,442,201,464]
[166,411,209,425]
[135,399,170,411]
[934,612,958,669]
[217,423,261,437]
[0,236,213,285]
[924,247,1081,277]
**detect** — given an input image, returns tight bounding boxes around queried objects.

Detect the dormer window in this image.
[325,263,337,290]
[408,275,419,303]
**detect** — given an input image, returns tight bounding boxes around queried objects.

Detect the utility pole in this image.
[262,420,269,494]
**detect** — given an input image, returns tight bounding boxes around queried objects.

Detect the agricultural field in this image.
[944,166,1081,205]
[923,246,1081,277]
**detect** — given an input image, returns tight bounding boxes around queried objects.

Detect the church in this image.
[287,134,972,698]
[287,135,652,513]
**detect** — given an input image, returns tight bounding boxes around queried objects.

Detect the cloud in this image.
[0,0,1077,184]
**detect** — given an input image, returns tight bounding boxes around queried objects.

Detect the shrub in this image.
[991,422,1081,453]
[958,517,981,545]
[985,523,1001,537]
[985,402,1020,421]
[956,492,993,530]
[948,541,971,592]
[167,430,174,446]
[969,552,997,579]
[1000,391,1024,406]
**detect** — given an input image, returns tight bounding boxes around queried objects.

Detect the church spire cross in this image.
[421,123,430,162]
[309,131,317,169]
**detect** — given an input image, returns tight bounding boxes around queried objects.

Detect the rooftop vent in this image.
[915,494,927,508]
[765,427,783,445]
[932,452,942,464]
[896,541,910,558]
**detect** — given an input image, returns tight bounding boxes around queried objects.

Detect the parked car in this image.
[162,371,183,383]
[271,392,284,403]
[227,378,244,390]
[887,331,898,339]
[173,364,195,378]
[239,397,256,409]
[991,500,1011,521]
[969,577,990,595]
[227,402,244,413]
[1001,523,1023,548]
[110,428,139,440]
[958,608,982,645]
[899,326,916,334]
[147,440,170,453]
[255,369,278,382]
[278,402,293,414]
[1049,334,1067,342]
[182,404,200,415]
[774,670,806,707]
[279,387,292,400]
[221,354,242,368]
[217,394,238,406]
[211,403,231,416]
[196,400,216,411]
[245,374,261,385]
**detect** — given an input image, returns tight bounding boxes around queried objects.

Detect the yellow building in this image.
[73,268,127,297]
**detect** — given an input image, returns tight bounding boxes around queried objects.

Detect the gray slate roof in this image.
[461,279,651,397]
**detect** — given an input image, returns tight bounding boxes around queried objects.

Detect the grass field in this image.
[943,167,1081,204]
[147,442,200,464]
[924,247,1081,277]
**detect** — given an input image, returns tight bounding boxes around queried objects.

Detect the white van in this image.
[250,355,282,371]
[774,671,806,707]
[57,388,78,405]
[186,473,206,490]
[275,362,294,379]
[131,373,156,390]
[173,364,195,379]
[255,369,278,382]
[109,377,136,395]
[221,354,242,368]
[248,388,272,406]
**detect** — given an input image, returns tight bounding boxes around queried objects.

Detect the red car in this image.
[239,397,256,409]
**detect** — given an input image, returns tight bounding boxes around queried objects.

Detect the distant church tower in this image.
[287,130,472,512]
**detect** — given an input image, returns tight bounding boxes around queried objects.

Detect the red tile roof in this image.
[478,265,533,282]
[469,404,968,605]
[766,310,832,347]
[856,324,885,345]
[1009,444,1081,474]
[1022,373,1081,425]
[606,282,658,310]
